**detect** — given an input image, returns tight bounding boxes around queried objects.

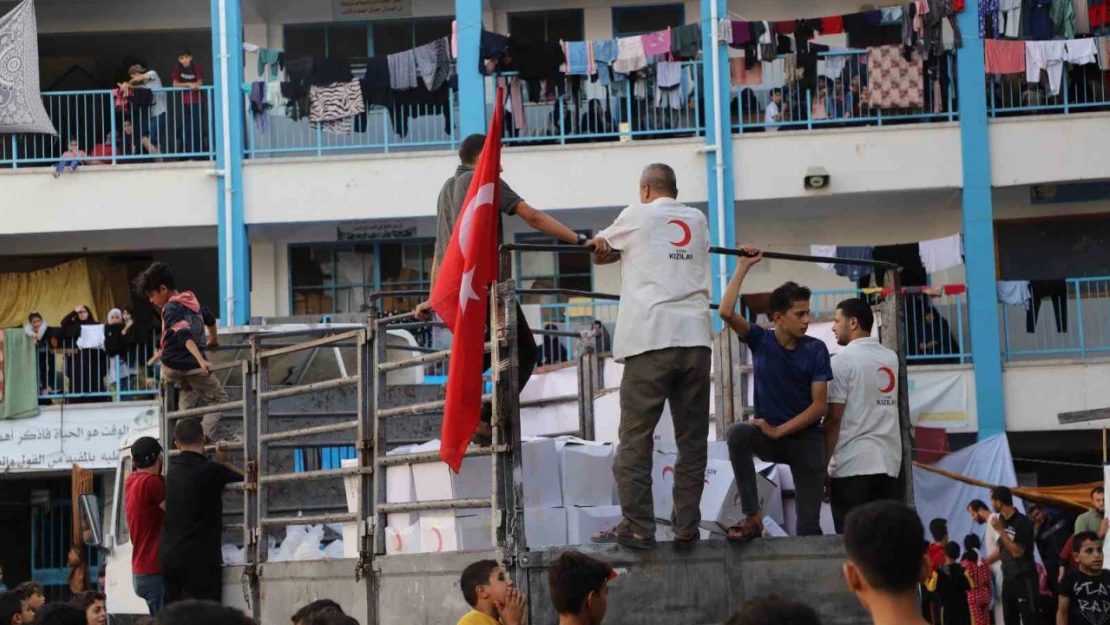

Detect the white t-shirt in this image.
[141,71,168,117]
[827,336,901,479]
[597,197,712,362]
[765,101,781,132]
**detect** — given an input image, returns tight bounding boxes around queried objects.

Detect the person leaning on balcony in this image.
[414,132,599,445]
[122,63,168,155]
[25,312,61,402]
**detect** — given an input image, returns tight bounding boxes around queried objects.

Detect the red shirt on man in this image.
[125,471,166,575]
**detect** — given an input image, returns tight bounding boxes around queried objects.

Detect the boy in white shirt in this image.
[765,88,783,131]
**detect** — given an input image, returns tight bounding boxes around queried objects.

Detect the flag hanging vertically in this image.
[430,89,505,471]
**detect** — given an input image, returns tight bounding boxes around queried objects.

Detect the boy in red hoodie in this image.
[134,262,226,441]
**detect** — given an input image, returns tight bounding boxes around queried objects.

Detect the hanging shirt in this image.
[1026,41,1067,96]
[918,234,963,273]
[1098,36,1110,70]
[997,281,1032,309]
[1065,38,1098,65]
[641,28,671,56]
[828,338,901,479]
[596,197,712,363]
[834,246,875,282]
[671,23,702,58]
[414,37,451,91]
[388,49,418,90]
[613,36,648,74]
[985,39,1027,74]
[809,245,837,271]
[981,0,1002,36]
[1029,0,1055,39]
[730,20,752,47]
[1051,0,1077,37]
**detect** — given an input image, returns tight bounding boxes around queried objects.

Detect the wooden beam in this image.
[1057,407,1110,425]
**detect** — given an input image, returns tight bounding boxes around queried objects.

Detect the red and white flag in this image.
[430,89,505,471]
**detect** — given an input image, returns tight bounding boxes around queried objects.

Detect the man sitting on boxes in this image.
[587,163,713,549]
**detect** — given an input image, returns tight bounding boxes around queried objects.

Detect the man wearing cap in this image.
[124,436,165,615]
[122,63,167,155]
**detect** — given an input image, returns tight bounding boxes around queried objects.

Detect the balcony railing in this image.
[735,50,958,133]
[492,60,704,146]
[243,88,459,158]
[1001,277,1110,361]
[1,87,216,168]
[36,334,160,404]
[988,68,1110,117]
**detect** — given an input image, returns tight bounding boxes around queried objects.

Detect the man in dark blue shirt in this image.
[718,247,833,539]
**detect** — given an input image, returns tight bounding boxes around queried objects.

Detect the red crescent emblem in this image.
[432,527,444,552]
[668,220,692,247]
[878,367,896,394]
[394,532,403,553]
[662,466,675,481]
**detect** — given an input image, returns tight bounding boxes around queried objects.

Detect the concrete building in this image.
[1,0,1107,593]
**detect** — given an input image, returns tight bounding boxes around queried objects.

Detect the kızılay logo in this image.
[877,366,896,393]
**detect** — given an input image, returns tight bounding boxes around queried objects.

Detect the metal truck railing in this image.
[157,244,907,625]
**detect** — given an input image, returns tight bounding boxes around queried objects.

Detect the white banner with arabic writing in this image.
[909,370,968,428]
[0,403,159,472]
[333,0,410,20]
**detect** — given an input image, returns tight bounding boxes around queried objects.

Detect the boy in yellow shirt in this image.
[457,560,526,625]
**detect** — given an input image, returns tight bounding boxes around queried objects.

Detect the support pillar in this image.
[456,0,486,137]
[211,0,249,325]
[701,0,737,322]
[956,1,1005,437]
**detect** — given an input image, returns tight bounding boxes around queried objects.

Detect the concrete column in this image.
[211,0,250,324]
[956,1,1005,437]
[701,0,737,319]
[456,0,486,137]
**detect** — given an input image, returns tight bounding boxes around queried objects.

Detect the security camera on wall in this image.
[804,167,830,191]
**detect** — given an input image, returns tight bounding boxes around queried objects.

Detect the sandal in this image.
[673,529,702,547]
[726,516,764,542]
[591,521,657,550]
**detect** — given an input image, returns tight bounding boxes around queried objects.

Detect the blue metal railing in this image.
[493,60,704,146]
[31,498,101,602]
[244,87,459,158]
[1000,276,1110,361]
[1,87,216,168]
[988,68,1110,117]
[736,50,958,133]
[36,334,160,404]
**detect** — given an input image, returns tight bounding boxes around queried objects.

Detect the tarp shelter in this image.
[0,258,132,328]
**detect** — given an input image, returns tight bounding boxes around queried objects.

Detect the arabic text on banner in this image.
[0,404,159,472]
[332,0,410,20]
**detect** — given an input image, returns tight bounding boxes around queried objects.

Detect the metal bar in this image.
[374,311,418,325]
[252,336,270,566]
[372,316,388,556]
[167,400,245,420]
[377,342,491,373]
[257,376,358,401]
[501,243,903,271]
[258,466,370,484]
[376,445,507,467]
[384,344,441,354]
[376,394,492,419]
[530,329,583,339]
[356,322,373,575]
[518,289,620,301]
[368,290,428,300]
[379,321,449,331]
[252,326,364,340]
[260,512,358,526]
[520,393,578,409]
[257,329,364,359]
[377,498,492,514]
[208,359,248,373]
[1058,408,1110,426]
[260,420,359,442]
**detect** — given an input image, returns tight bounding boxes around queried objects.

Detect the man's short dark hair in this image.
[459,134,486,165]
[0,592,22,625]
[1093,486,1105,497]
[548,551,614,615]
[33,604,87,625]
[1074,531,1101,553]
[968,499,989,513]
[460,560,499,608]
[640,163,678,197]
[990,486,1014,507]
[928,518,948,542]
[133,262,176,296]
[725,596,822,625]
[71,591,105,611]
[836,298,874,332]
[291,600,342,625]
[770,282,811,317]
[844,500,926,593]
[944,541,960,561]
[17,582,43,598]
[174,418,204,447]
[156,600,255,625]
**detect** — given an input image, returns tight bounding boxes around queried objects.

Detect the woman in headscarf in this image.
[25,312,61,404]
[104,308,136,395]
[60,305,108,402]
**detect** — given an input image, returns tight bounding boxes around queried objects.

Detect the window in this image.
[507,10,585,42]
[284,17,452,62]
[289,240,434,316]
[611,4,685,37]
[516,232,593,324]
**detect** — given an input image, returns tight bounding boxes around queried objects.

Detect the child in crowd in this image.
[927,542,972,625]
[548,551,614,625]
[54,139,85,178]
[1058,531,1110,625]
[456,560,526,625]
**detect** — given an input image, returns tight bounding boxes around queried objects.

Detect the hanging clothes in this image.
[985,39,1026,74]
[997,281,1032,309]
[388,79,452,138]
[834,247,875,282]
[810,245,837,271]
[671,23,702,58]
[1000,0,1023,36]
[1029,0,1055,39]
[655,62,684,109]
[1026,280,1068,333]
[641,28,671,56]
[924,0,963,61]
[563,41,592,76]
[1073,0,1091,33]
[772,20,797,34]
[868,44,925,108]
[1026,41,1067,96]
[258,48,283,80]
[719,19,733,44]
[614,36,648,74]
[730,20,752,48]
[980,0,1001,36]
[1091,0,1110,30]
[1051,0,1077,37]
[729,57,763,85]
[821,15,845,33]
[309,80,365,135]
[388,49,418,91]
[1097,36,1110,70]
[249,81,271,134]
[1065,38,1098,65]
[873,244,928,287]
[918,234,963,274]
[882,7,906,24]
[845,11,903,47]
[414,37,451,92]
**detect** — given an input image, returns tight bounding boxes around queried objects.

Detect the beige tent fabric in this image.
[914,461,1097,513]
[0,258,133,327]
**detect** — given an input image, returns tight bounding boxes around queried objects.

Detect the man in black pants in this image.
[161,418,244,604]
[989,486,1039,625]
[416,133,596,443]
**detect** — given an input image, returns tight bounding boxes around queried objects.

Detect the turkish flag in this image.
[430,89,505,471]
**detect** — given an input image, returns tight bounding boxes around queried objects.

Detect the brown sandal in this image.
[726,516,764,542]
[591,521,657,550]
